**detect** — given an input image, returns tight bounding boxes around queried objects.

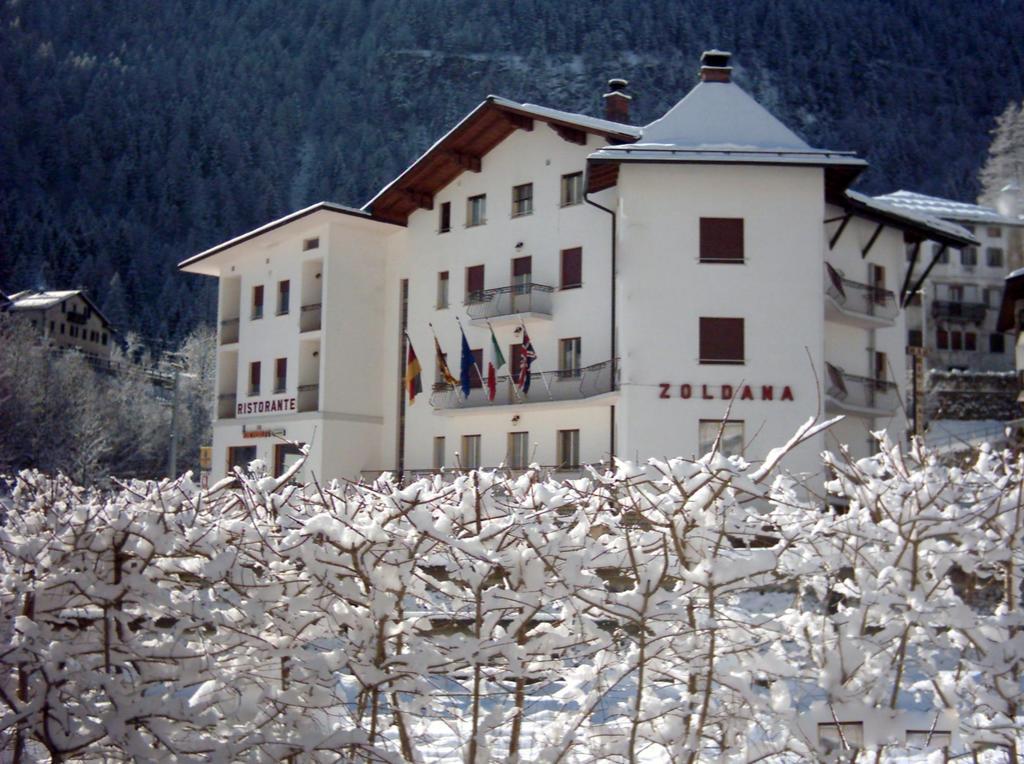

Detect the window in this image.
[101,332,107,345]
[986,226,1002,238]
[436,271,449,309]
[461,434,481,470]
[985,287,1001,307]
[439,202,451,233]
[467,194,486,227]
[990,333,1006,353]
[509,343,523,380]
[60,323,65,335]
[433,437,446,470]
[948,284,965,302]
[252,285,264,320]
[698,420,744,457]
[274,443,304,477]
[986,247,1004,267]
[699,317,744,364]
[49,320,54,334]
[227,446,258,473]
[465,264,485,302]
[560,247,582,289]
[933,243,949,264]
[937,329,949,350]
[961,247,977,266]
[951,331,963,351]
[511,183,533,217]
[908,329,922,347]
[870,264,886,305]
[248,361,261,396]
[560,172,583,206]
[558,337,581,378]
[274,358,287,393]
[303,237,319,251]
[874,351,888,381]
[556,429,579,469]
[507,431,529,469]
[964,332,977,352]
[818,722,864,750]
[699,218,744,263]
[277,280,290,315]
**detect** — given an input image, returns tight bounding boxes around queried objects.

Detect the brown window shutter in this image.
[561,247,582,288]
[699,317,744,363]
[513,256,532,277]
[510,343,523,378]
[700,218,744,262]
[467,265,485,296]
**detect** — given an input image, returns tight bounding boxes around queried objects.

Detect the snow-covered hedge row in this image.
[1,426,1022,762]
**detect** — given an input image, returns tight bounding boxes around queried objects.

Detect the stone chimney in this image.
[699,49,732,83]
[603,78,631,123]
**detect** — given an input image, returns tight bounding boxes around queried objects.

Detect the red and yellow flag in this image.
[405,339,423,404]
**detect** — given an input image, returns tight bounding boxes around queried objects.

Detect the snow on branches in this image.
[1,431,1021,762]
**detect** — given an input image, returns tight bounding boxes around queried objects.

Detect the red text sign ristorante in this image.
[237,397,297,416]
[658,384,794,401]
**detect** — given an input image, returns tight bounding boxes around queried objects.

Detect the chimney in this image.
[699,49,732,83]
[603,78,631,123]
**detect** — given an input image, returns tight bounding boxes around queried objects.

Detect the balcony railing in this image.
[300,303,322,332]
[220,317,239,344]
[465,283,553,321]
[825,363,899,415]
[430,359,616,410]
[359,463,608,485]
[66,310,89,325]
[298,383,319,412]
[825,264,898,323]
[217,393,237,420]
[931,300,986,323]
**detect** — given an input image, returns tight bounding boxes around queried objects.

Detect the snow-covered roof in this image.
[873,190,1020,225]
[488,96,642,140]
[8,289,83,311]
[844,190,978,246]
[179,201,395,272]
[589,78,864,172]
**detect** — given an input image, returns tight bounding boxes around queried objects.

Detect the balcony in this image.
[430,359,616,410]
[220,317,239,345]
[360,463,608,485]
[66,310,88,326]
[824,363,899,417]
[931,300,986,324]
[217,393,237,420]
[824,264,898,327]
[298,383,319,412]
[465,284,553,325]
[300,303,322,333]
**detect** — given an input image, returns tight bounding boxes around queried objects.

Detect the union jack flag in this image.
[517,328,537,394]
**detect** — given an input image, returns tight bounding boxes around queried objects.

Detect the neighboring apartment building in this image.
[997,266,1024,408]
[181,51,974,483]
[5,289,114,359]
[874,190,1023,371]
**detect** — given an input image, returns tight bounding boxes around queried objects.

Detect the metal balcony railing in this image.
[66,310,89,325]
[825,363,899,415]
[217,393,237,420]
[825,264,898,323]
[430,359,616,410]
[300,303,322,332]
[359,463,608,485]
[220,317,239,344]
[931,300,986,323]
[465,283,553,321]
[298,383,319,412]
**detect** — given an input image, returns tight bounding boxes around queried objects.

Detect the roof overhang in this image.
[178,202,399,275]
[587,147,867,195]
[837,190,978,248]
[364,96,640,225]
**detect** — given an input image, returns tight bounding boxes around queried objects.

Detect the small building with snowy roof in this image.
[181,50,973,488]
[6,289,115,359]
[873,190,1023,374]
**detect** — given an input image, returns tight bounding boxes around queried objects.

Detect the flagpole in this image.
[489,320,518,405]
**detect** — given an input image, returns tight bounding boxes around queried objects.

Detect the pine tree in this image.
[979,99,1024,209]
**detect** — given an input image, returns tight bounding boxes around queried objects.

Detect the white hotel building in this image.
[180,51,975,482]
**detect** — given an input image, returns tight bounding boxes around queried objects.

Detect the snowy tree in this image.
[979,99,1024,209]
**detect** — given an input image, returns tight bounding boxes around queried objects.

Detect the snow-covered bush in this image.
[1,425,1021,762]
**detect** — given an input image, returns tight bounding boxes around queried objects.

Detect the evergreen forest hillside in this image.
[2,0,1023,343]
